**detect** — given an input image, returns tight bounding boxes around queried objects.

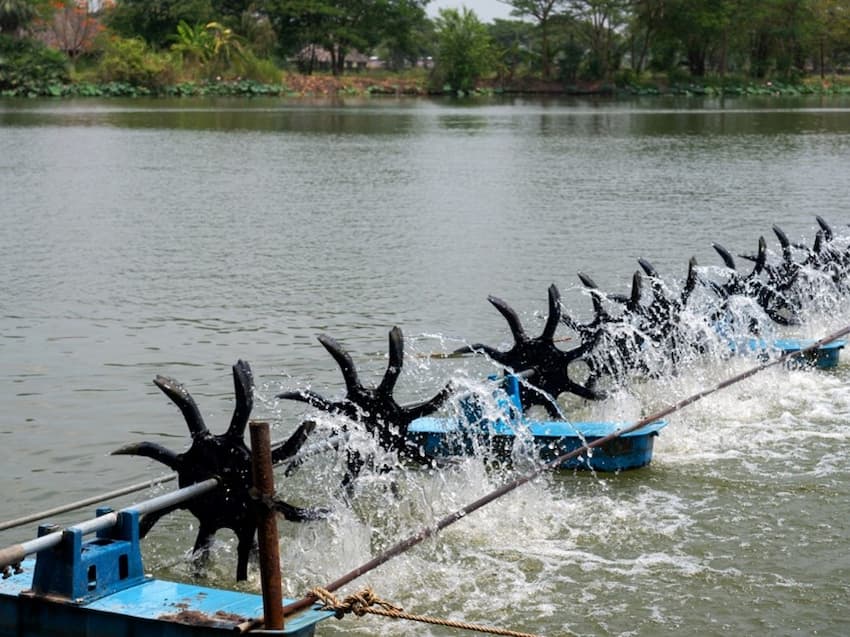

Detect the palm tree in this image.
[172,20,215,65]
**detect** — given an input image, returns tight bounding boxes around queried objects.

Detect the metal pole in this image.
[0,435,291,534]
[0,477,219,570]
[0,474,178,532]
[250,420,284,631]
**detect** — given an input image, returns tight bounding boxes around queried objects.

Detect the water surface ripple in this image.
[2,95,850,636]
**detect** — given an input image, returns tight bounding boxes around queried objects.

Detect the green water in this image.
[1,94,849,636]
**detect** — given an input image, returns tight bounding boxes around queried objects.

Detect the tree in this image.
[628,0,665,74]
[39,0,105,57]
[210,0,252,20]
[640,0,732,77]
[105,0,214,48]
[262,0,331,70]
[235,3,276,57]
[0,0,38,35]
[741,0,808,79]
[565,0,627,80]
[433,6,493,92]
[808,0,850,77]
[171,19,215,65]
[488,18,535,81]
[263,0,429,75]
[502,0,565,79]
[376,0,431,70]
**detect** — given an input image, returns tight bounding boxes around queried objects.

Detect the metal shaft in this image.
[250,420,284,631]
[0,474,178,532]
[0,477,219,570]
[0,436,293,534]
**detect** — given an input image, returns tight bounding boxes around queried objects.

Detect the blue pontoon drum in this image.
[408,374,667,471]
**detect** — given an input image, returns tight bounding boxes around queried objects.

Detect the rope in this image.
[310,586,543,637]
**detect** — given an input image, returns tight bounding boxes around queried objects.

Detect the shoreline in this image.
[3,72,850,99]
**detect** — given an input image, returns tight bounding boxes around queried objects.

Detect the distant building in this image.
[296,45,370,73]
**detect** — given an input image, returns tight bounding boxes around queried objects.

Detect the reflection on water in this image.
[2,95,850,635]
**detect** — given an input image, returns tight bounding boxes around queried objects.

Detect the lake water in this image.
[2,95,850,636]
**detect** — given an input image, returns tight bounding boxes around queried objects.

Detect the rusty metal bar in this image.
[250,420,284,631]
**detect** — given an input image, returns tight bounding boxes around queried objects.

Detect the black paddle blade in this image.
[379,326,404,394]
[154,375,209,439]
[277,389,336,412]
[577,271,598,289]
[488,295,527,342]
[317,334,360,395]
[816,215,833,241]
[271,420,316,464]
[111,441,181,471]
[273,498,331,522]
[638,258,658,278]
[713,243,736,270]
[226,360,253,441]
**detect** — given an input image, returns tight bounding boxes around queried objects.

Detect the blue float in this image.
[727,337,845,369]
[408,374,667,471]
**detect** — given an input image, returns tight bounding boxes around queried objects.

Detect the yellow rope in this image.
[310,586,543,637]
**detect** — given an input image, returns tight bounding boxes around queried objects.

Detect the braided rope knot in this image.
[311,586,402,618]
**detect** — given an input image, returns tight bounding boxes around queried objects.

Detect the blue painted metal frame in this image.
[31,507,144,602]
[408,374,667,471]
[0,507,334,637]
[727,337,845,369]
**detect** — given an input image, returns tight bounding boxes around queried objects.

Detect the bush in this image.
[95,35,176,89]
[432,8,493,93]
[233,52,280,84]
[0,35,69,95]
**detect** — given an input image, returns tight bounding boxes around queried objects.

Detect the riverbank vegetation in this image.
[2,0,850,98]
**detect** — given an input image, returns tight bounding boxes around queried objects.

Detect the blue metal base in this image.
[774,338,844,369]
[1,502,334,637]
[728,337,845,369]
[408,374,666,471]
[408,417,664,471]
[1,558,333,636]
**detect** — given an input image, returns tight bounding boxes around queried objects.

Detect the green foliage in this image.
[556,38,584,83]
[105,0,215,49]
[564,0,627,81]
[263,0,368,74]
[204,21,245,68]
[3,0,850,97]
[375,0,432,71]
[236,7,276,58]
[503,1,566,80]
[0,33,68,95]
[264,0,430,75]
[95,35,176,89]
[169,19,278,81]
[172,20,215,65]
[488,19,536,80]
[433,7,494,92]
[0,0,37,35]
[232,50,280,82]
